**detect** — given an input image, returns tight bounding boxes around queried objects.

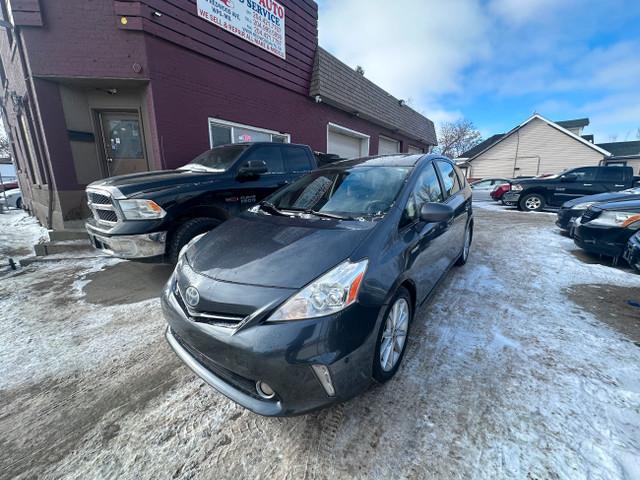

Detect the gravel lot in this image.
[1,204,639,479]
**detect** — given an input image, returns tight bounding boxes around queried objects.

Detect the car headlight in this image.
[589,211,640,228]
[510,184,522,191]
[118,199,166,220]
[267,259,368,321]
[571,201,596,210]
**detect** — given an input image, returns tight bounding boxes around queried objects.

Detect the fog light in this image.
[256,381,275,399]
[311,365,335,397]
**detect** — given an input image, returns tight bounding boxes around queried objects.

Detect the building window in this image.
[208,118,290,148]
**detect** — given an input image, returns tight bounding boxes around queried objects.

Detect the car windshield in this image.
[264,166,411,218]
[179,144,250,172]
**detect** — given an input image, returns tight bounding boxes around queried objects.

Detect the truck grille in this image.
[581,208,602,224]
[87,188,122,229]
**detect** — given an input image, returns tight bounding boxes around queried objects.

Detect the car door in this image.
[470,179,494,201]
[399,161,453,303]
[434,160,468,265]
[596,167,628,193]
[226,145,291,215]
[553,167,602,204]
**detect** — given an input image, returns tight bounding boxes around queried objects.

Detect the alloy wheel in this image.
[380,298,409,372]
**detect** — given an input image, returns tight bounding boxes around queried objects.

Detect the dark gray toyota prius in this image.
[162,154,473,416]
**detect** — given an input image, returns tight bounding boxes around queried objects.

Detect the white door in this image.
[408,145,423,155]
[379,136,400,155]
[328,130,363,159]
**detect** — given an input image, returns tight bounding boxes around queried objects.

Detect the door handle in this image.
[615,184,625,187]
[583,183,592,186]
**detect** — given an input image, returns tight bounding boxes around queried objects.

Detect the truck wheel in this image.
[169,217,221,263]
[519,193,545,212]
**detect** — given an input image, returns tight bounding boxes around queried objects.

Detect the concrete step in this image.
[49,230,88,241]
[34,239,93,256]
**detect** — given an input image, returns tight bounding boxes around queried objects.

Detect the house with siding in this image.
[457,114,611,179]
[599,141,640,175]
[0,0,436,230]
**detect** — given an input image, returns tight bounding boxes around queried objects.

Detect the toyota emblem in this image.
[184,286,200,307]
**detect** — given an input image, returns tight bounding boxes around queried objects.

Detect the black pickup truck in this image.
[85,142,317,262]
[501,166,639,212]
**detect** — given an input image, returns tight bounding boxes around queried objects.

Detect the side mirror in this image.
[420,202,454,223]
[237,160,268,178]
[561,173,577,182]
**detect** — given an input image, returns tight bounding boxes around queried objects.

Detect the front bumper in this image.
[161,281,380,416]
[556,208,584,231]
[86,224,167,258]
[573,223,638,258]
[623,234,640,272]
[502,191,520,204]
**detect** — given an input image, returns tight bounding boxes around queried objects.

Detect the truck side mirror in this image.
[419,202,454,223]
[237,160,268,178]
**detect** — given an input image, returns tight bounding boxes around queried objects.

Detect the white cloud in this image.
[318,0,491,120]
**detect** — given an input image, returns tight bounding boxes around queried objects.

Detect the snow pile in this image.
[0,209,48,260]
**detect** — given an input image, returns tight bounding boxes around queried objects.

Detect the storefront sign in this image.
[197,0,286,59]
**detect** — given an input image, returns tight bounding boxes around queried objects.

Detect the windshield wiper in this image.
[260,202,293,216]
[304,209,353,220]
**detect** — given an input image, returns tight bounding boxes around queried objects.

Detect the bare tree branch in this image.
[432,118,482,158]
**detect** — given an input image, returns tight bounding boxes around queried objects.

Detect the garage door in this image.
[379,136,400,155]
[408,145,423,155]
[328,131,363,159]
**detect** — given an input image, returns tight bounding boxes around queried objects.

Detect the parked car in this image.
[502,166,636,212]
[556,187,640,231]
[623,232,640,273]
[162,154,473,416]
[0,182,18,193]
[0,188,23,209]
[573,199,640,262]
[470,178,511,201]
[490,183,511,202]
[85,142,318,263]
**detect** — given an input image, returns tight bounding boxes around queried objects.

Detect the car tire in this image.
[168,217,221,263]
[519,193,545,212]
[455,225,472,266]
[372,287,412,383]
[16,197,22,209]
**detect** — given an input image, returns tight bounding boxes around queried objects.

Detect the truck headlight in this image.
[511,184,523,191]
[590,211,640,228]
[267,259,368,321]
[118,199,166,220]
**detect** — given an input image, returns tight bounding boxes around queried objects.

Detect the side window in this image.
[246,146,285,174]
[597,168,624,182]
[571,167,597,181]
[400,163,444,227]
[453,164,466,187]
[473,180,492,187]
[284,147,312,173]
[435,161,461,197]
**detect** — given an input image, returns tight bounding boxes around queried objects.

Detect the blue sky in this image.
[316,0,640,144]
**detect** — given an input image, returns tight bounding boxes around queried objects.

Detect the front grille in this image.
[581,208,602,224]
[87,192,112,205]
[172,331,265,400]
[173,284,245,328]
[96,209,118,222]
[87,188,121,228]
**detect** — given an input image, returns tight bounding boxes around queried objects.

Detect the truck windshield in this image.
[180,144,250,172]
[264,166,411,218]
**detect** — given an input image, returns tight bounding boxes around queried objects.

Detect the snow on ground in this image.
[1,206,639,479]
[0,209,48,262]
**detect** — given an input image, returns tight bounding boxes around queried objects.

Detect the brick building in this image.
[0,0,436,230]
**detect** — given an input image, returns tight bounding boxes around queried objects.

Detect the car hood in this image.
[594,199,640,213]
[187,211,375,289]
[88,169,224,198]
[562,189,640,208]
